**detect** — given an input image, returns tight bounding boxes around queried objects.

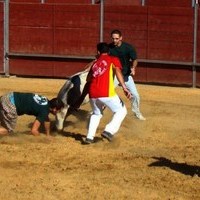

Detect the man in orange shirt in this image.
[83,42,132,144]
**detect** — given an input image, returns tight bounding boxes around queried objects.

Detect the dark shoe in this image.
[82,138,94,145]
[101,131,113,142]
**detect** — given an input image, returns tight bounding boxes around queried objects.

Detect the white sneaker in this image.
[136,114,146,121]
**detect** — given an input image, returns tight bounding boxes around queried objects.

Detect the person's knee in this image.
[0,126,9,135]
[123,105,127,116]
[91,113,103,119]
[119,105,127,118]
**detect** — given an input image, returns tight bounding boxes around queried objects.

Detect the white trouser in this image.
[87,95,127,140]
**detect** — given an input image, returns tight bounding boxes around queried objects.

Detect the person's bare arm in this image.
[31,119,41,136]
[83,60,96,71]
[115,67,132,99]
[0,127,9,135]
[44,121,51,136]
[130,59,138,76]
[31,118,51,136]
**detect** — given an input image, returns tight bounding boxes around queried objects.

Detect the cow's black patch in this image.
[67,75,82,105]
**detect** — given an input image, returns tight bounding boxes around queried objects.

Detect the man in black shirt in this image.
[109,29,145,120]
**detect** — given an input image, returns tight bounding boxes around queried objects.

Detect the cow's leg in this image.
[56,105,69,131]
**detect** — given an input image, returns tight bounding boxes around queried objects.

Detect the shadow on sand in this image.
[149,157,200,177]
[59,130,103,145]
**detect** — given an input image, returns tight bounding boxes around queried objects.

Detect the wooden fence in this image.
[1,0,200,87]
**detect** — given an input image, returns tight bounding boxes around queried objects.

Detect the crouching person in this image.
[83,42,132,144]
[0,92,64,136]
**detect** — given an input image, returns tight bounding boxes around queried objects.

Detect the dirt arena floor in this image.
[0,76,199,200]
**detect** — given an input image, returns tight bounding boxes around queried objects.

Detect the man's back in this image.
[89,54,122,98]
[14,92,49,122]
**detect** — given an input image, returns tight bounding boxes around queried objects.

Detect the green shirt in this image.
[13,92,49,123]
[109,42,137,76]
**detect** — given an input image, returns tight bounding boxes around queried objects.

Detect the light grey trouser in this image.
[114,75,141,117]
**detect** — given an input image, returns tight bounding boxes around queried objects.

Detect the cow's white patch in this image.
[56,105,69,131]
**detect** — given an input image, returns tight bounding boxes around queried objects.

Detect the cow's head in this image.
[56,79,73,131]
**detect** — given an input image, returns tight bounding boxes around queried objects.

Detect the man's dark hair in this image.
[97,42,109,54]
[111,29,122,36]
[49,98,64,110]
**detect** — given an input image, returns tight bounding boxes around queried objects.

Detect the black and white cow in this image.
[56,68,90,131]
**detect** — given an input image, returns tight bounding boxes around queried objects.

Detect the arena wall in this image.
[1,0,200,87]
[8,3,99,77]
[0,2,3,73]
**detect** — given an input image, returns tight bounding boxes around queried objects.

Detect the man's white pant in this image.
[87,95,127,140]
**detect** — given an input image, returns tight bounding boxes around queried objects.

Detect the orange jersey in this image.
[89,54,122,98]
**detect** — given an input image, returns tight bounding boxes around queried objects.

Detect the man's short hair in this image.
[111,29,122,36]
[97,42,109,54]
[49,98,64,110]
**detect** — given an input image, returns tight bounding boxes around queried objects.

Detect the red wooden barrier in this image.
[105,0,141,5]
[9,58,90,77]
[9,4,54,54]
[9,3,99,77]
[9,4,99,56]
[147,0,192,7]
[103,4,195,86]
[46,0,91,3]
[0,2,3,73]
[147,7,193,62]
[197,68,200,87]
[197,10,200,87]
[2,1,200,87]
[104,5,148,59]
[10,0,141,5]
[10,0,92,3]
[10,0,42,3]
[137,63,193,86]
[104,5,194,62]
[54,5,99,56]
[197,9,200,63]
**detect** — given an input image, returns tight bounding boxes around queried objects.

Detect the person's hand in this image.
[46,134,54,142]
[123,87,132,100]
[130,67,136,76]
[31,131,40,136]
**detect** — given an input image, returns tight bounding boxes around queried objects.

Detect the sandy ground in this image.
[0,76,199,200]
